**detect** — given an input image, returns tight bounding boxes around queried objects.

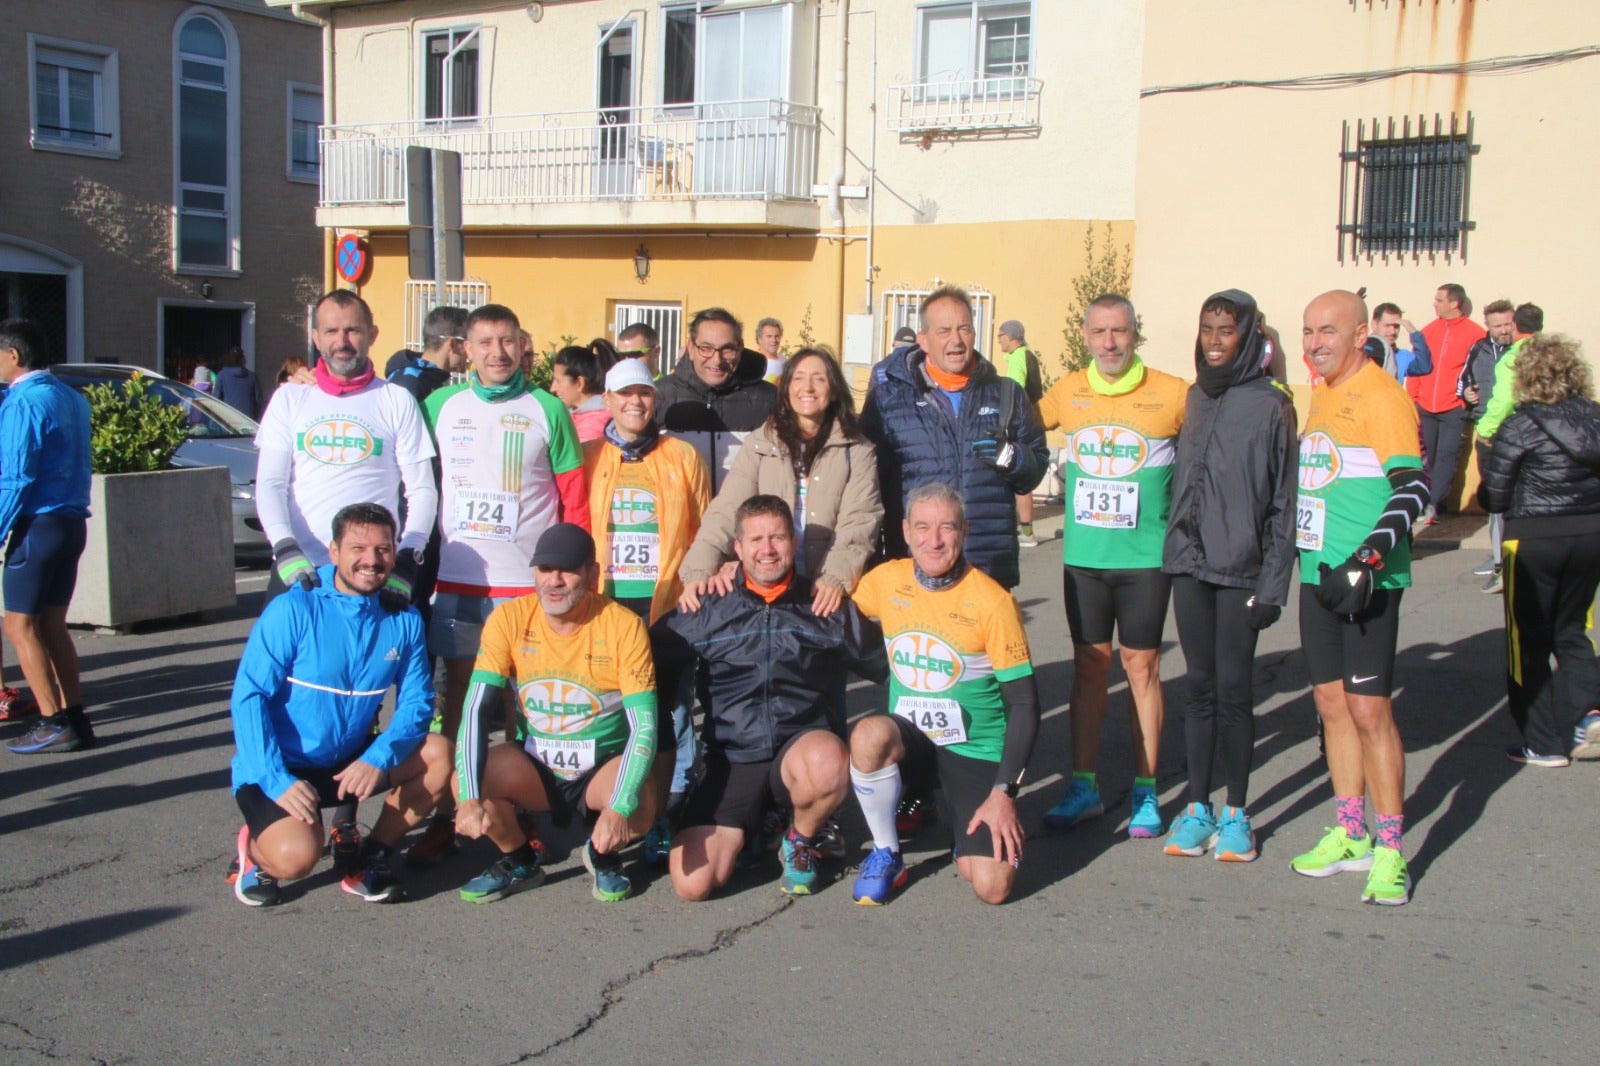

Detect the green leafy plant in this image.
[1062,223,1136,372]
[84,374,190,474]
[530,334,574,393]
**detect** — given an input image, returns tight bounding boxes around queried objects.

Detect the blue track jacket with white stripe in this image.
[230,565,431,800]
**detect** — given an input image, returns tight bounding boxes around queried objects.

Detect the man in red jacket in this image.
[1406,283,1486,524]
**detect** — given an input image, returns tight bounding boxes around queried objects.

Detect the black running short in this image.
[681,729,822,838]
[1062,565,1171,649]
[235,758,389,838]
[524,747,603,828]
[890,715,1010,866]
[1298,584,1404,697]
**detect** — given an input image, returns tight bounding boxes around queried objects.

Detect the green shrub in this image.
[1061,223,1136,373]
[84,374,190,474]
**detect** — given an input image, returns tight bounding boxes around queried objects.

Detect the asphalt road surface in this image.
[2,521,1594,1065]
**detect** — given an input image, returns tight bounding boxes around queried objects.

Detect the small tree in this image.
[530,334,574,392]
[84,374,190,474]
[1062,223,1136,372]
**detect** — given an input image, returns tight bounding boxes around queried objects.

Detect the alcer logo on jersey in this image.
[889,632,962,692]
[610,488,657,528]
[1298,431,1343,491]
[499,413,531,432]
[520,678,603,735]
[297,419,383,465]
[1072,425,1147,478]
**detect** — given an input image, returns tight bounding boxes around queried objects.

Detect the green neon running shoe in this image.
[1361,846,1411,906]
[1289,826,1374,878]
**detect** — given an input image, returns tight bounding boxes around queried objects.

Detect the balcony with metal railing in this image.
[886,75,1043,136]
[318,100,822,231]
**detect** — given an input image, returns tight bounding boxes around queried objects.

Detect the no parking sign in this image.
[335,235,369,284]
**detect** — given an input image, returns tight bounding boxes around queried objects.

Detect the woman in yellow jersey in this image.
[679,346,881,617]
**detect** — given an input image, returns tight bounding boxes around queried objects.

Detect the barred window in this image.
[1339,114,1477,262]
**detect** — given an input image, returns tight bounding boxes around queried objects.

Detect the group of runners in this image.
[225,280,1426,912]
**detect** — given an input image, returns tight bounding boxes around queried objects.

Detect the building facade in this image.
[2,0,322,382]
[275,0,1139,386]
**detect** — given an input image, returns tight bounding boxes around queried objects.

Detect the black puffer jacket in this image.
[861,349,1048,589]
[1163,289,1299,604]
[654,348,778,493]
[651,571,888,763]
[1481,395,1600,539]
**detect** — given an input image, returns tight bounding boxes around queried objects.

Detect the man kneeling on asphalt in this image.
[454,523,659,904]
[848,482,1041,906]
[657,495,887,900]
[229,503,450,907]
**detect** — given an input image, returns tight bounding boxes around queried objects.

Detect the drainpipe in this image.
[294,3,337,291]
[830,1,850,353]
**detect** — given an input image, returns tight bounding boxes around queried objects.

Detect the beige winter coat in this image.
[679,421,882,592]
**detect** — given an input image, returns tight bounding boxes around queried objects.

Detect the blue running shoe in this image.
[6,715,82,754]
[460,853,545,903]
[1572,711,1600,760]
[341,842,406,902]
[1128,787,1163,838]
[851,846,908,906]
[233,826,280,907]
[1163,802,1218,857]
[1214,806,1257,862]
[778,828,821,896]
[582,842,633,902]
[1042,778,1104,831]
[643,816,673,866]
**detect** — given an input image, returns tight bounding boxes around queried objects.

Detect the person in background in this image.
[518,329,536,380]
[995,320,1043,547]
[870,326,919,389]
[549,339,620,443]
[1409,283,1486,524]
[1479,334,1600,768]
[276,356,311,387]
[616,322,662,379]
[756,317,785,385]
[215,346,261,419]
[1458,300,1517,593]
[387,307,468,404]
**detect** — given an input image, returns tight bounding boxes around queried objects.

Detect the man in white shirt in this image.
[254,290,438,608]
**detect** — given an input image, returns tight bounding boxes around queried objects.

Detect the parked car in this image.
[50,364,269,557]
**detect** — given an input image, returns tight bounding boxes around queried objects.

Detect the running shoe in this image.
[5,715,82,754]
[1360,846,1411,906]
[1127,787,1163,839]
[1481,570,1503,595]
[582,842,633,902]
[1472,556,1498,577]
[329,819,362,878]
[642,815,673,865]
[404,812,460,868]
[1163,802,1218,857]
[1289,825,1374,878]
[895,792,937,836]
[851,846,907,906]
[814,816,847,860]
[1214,806,1257,862]
[1042,778,1104,831]
[0,687,37,723]
[778,828,822,896]
[1018,524,1039,549]
[1572,711,1600,760]
[233,825,280,907]
[1506,746,1570,768]
[460,853,545,903]
[341,843,405,903]
[1420,504,1439,526]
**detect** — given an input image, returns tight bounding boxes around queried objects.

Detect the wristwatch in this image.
[1355,545,1384,570]
[993,781,1018,799]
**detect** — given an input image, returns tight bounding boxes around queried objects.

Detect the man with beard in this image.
[255,290,438,608]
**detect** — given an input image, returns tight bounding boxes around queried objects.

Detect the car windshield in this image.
[53,369,258,439]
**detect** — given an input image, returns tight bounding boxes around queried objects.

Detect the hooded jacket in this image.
[654,347,778,494]
[1481,395,1600,539]
[230,565,432,800]
[861,347,1048,590]
[1164,290,1299,605]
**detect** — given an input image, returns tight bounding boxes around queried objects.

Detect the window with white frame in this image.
[917,2,1032,85]
[174,11,239,272]
[423,27,481,122]
[287,82,322,182]
[28,35,120,157]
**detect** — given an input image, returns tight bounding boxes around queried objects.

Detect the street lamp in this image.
[633,244,651,284]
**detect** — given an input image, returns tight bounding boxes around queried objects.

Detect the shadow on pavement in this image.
[0,906,190,970]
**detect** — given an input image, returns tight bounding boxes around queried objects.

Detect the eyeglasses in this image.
[693,343,741,359]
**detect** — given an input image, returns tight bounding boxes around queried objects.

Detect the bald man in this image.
[1289,290,1426,906]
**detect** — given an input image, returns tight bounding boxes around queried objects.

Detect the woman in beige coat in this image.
[679,346,882,615]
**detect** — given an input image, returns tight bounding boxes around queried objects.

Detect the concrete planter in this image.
[68,466,235,628]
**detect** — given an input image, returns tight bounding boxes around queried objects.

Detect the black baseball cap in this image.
[529,523,595,571]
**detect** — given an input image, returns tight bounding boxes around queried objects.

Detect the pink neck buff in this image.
[312,357,374,396]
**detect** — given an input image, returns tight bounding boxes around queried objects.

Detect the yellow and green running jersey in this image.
[852,559,1034,764]
[605,460,660,601]
[1036,364,1187,569]
[1297,359,1421,590]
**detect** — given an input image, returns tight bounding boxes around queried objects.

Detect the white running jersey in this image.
[255,380,436,563]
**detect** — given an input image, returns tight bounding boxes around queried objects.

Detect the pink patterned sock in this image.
[1375,814,1403,852]
[1336,795,1367,839]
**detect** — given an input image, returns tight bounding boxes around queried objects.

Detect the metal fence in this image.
[321,100,820,208]
[886,76,1042,133]
[403,279,490,351]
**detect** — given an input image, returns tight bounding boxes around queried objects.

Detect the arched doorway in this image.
[0,234,83,362]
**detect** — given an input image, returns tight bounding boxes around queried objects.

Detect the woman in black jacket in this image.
[1161,289,1299,861]
[1480,334,1600,766]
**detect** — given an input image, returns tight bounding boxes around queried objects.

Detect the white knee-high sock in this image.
[851,763,902,852]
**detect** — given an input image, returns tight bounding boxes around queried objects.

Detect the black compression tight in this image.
[1171,576,1260,809]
